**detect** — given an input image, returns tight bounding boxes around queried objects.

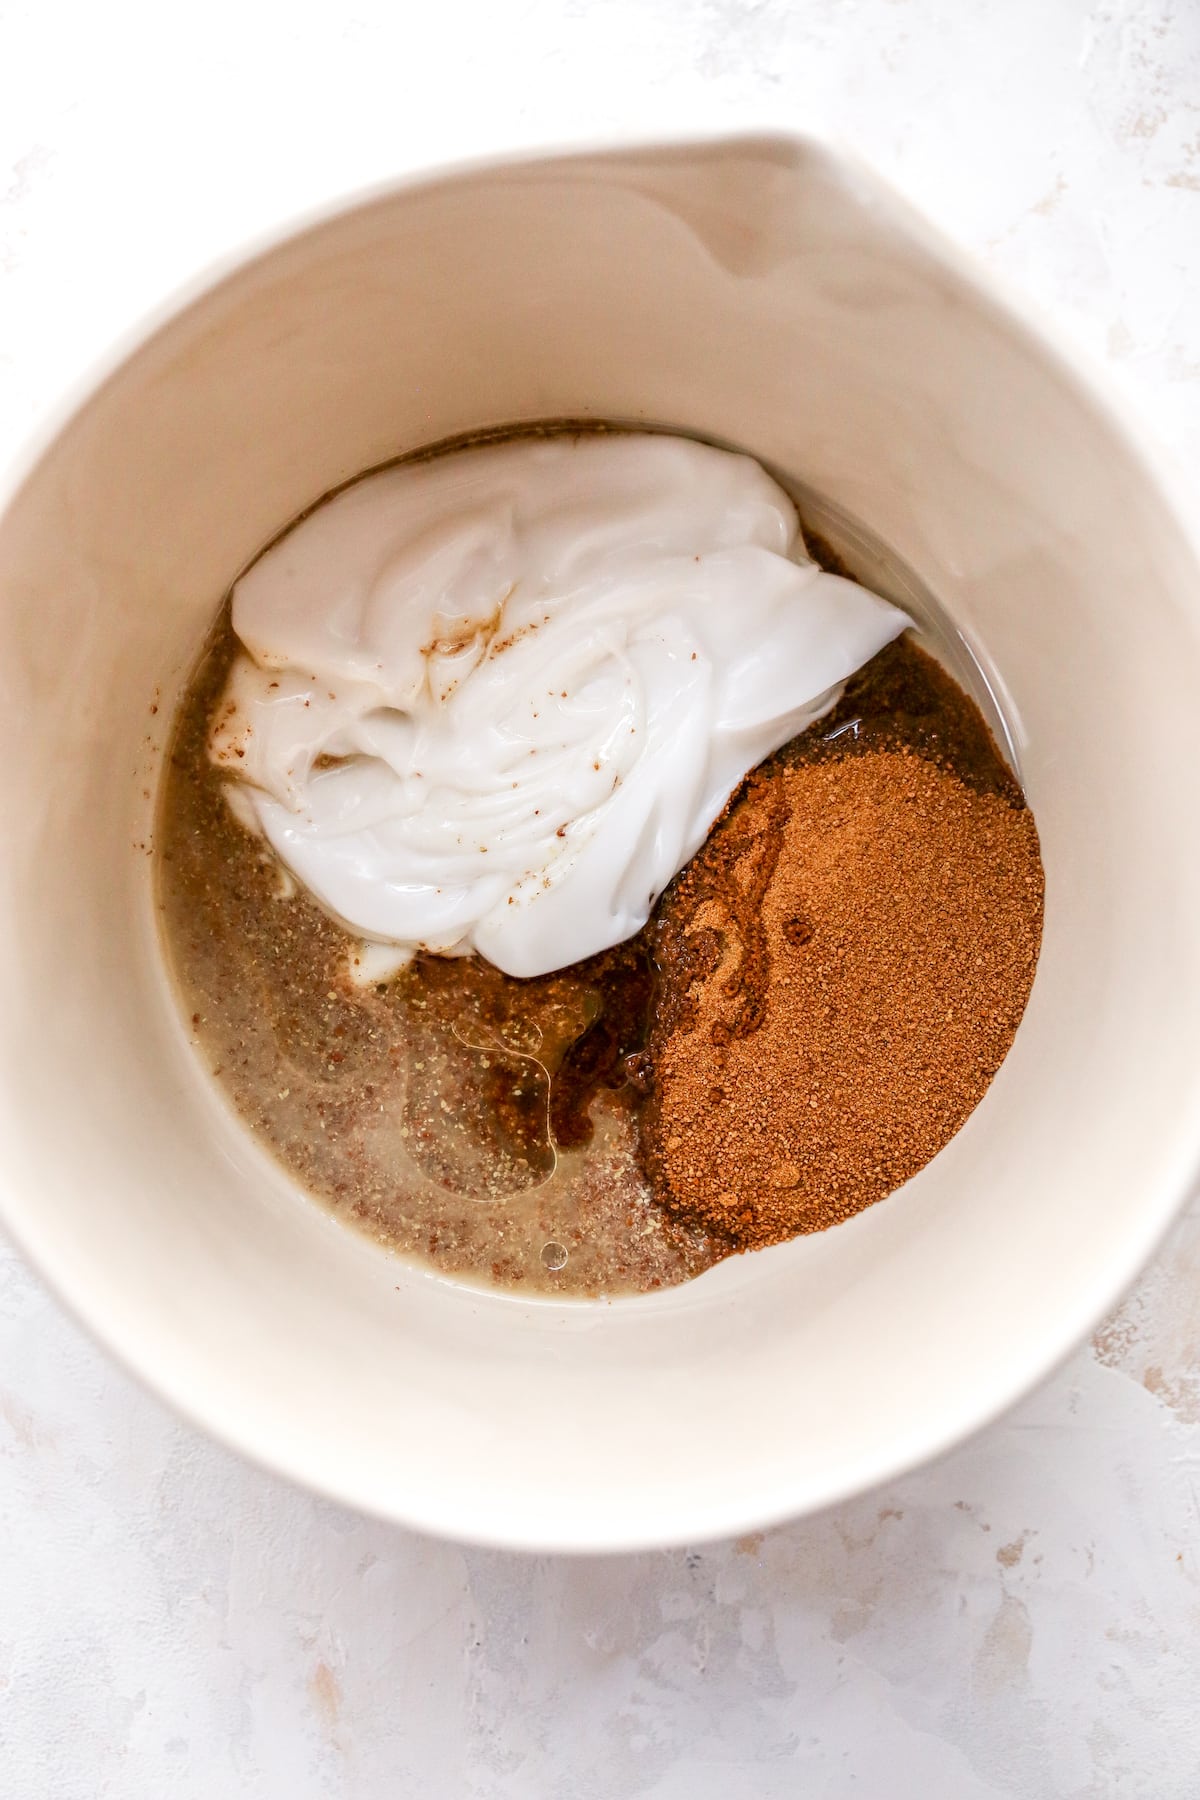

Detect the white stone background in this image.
[1,0,1199,1793]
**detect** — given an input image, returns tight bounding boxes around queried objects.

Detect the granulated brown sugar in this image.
[644,743,1043,1247]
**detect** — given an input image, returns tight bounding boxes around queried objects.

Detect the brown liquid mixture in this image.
[157,546,1042,1298]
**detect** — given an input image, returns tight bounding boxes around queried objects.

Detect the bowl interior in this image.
[3,136,1200,1550]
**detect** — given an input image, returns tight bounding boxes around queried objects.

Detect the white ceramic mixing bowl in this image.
[3,132,1200,1551]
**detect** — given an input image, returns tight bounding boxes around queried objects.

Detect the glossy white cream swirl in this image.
[210,433,906,978]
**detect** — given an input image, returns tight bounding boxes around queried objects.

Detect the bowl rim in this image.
[3,124,1200,1553]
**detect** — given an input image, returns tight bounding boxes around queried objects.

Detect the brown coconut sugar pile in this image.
[643,739,1044,1248]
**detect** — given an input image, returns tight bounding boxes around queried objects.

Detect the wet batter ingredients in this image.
[156,430,1043,1297]
[159,623,1042,1296]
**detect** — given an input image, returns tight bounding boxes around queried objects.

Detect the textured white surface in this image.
[1,1,1199,1794]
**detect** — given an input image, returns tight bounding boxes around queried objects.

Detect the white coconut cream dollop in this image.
[210,433,906,979]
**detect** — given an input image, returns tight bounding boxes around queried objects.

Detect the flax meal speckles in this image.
[156,617,724,1296]
[157,614,1042,1295]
